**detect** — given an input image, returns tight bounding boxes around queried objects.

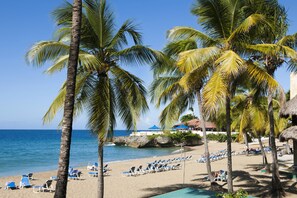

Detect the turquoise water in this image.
[0,130,176,177]
[152,188,217,198]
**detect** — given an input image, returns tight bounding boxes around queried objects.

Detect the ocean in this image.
[0,130,177,177]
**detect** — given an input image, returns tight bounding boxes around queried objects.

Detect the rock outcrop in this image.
[113,135,202,148]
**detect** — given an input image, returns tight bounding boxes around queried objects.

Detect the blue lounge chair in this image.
[20,176,31,188]
[69,169,81,180]
[5,181,17,190]
[33,180,53,193]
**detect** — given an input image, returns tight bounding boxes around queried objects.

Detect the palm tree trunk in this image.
[244,131,249,155]
[196,91,212,182]
[98,140,104,198]
[54,1,82,198]
[257,135,268,165]
[226,95,233,193]
[268,88,284,196]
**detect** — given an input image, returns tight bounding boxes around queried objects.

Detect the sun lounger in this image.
[20,176,31,188]
[22,173,33,180]
[69,169,81,180]
[5,181,17,190]
[33,180,54,193]
[123,166,136,176]
[171,164,181,170]
[88,171,98,177]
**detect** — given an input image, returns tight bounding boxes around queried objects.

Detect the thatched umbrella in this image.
[280,95,297,118]
[279,126,297,169]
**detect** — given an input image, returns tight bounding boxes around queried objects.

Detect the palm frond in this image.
[246,61,279,90]
[108,19,142,49]
[115,45,157,66]
[215,50,244,78]
[203,71,228,114]
[177,46,220,73]
[228,14,267,42]
[167,26,215,46]
[26,41,70,66]
[159,93,195,129]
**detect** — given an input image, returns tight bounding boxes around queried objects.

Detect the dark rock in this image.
[113,134,202,148]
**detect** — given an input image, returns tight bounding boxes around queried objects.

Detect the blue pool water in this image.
[0,130,176,177]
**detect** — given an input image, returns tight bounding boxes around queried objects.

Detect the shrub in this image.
[217,188,248,198]
[167,131,201,143]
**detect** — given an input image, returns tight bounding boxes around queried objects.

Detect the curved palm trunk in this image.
[54,1,82,198]
[98,139,104,198]
[196,91,212,182]
[257,135,268,166]
[226,96,233,193]
[268,89,284,196]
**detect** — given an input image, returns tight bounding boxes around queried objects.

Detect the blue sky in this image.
[0,0,296,130]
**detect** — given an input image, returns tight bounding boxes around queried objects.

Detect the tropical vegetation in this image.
[26,0,297,197]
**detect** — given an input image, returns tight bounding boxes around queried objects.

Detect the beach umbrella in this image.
[174,124,189,130]
[148,125,160,130]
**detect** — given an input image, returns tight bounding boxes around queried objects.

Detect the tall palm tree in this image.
[244,1,297,195]
[26,0,82,197]
[151,39,213,182]
[168,0,278,192]
[26,0,157,197]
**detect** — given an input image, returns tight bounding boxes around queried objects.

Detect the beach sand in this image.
[1,141,297,198]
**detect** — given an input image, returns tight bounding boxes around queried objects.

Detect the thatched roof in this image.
[280,95,297,117]
[186,119,216,129]
[279,126,297,142]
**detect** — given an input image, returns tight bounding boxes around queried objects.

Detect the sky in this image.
[0,0,296,130]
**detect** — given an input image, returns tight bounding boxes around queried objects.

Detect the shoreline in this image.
[0,146,189,178]
[1,141,296,198]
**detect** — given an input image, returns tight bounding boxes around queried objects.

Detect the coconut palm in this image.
[168,0,279,192]
[244,1,297,195]
[32,0,83,197]
[54,1,82,196]
[150,38,214,182]
[26,0,157,197]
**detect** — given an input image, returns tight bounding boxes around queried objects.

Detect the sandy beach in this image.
[1,141,297,198]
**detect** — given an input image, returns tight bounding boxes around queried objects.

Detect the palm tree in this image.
[26,0,157,197]
[27,0,82,197]
[168,0,278,192]
[244,1,297,195]
[151,37,214,182]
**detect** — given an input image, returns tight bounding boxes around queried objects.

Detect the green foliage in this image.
[148,131,201,144]
[217,188,248,198]
[180,114,197,122]
[206,133,239,143]
[168,131,201,143]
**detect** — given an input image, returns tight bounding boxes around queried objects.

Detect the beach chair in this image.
[5,181,17,190]
[123,166,136,176]
[172,164,181,170]
[33,180,54,193]
[136,165,145,175]
[69,169,81,180]
[20,176,31,188]
[88,171,98,177]
[22,173,34,180]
